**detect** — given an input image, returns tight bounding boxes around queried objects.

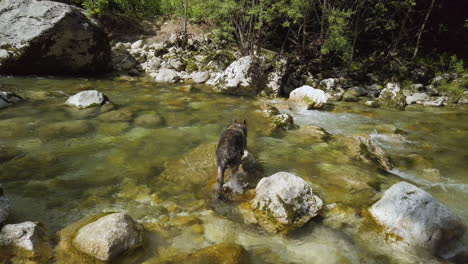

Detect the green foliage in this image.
[82,0,108,16]
[448,55,465,74]
[321,9,353,62]
[438,80,465,96]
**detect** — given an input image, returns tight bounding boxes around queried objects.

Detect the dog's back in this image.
[215,120,247,198]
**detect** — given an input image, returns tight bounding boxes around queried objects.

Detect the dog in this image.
[216,120,247,199]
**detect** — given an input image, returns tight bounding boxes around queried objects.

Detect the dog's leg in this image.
[216,166,225,199]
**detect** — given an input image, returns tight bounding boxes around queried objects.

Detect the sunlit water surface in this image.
[0,76,467,263]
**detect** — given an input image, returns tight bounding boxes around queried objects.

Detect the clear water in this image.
[0,76,467,263]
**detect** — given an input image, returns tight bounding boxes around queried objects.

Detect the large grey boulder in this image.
[377,83,407,110]
[0,92,23,109]
[154,68,181,83]
[73,213,142,261]
[250,172,323,234]
[369,182,466,253]
[289,85,328,109]
[213,56,267,96]
[0,222,49,253]
[65,90,107,109]
[0,185,9,224]
[0,0,111,75]
[191,71,210,84]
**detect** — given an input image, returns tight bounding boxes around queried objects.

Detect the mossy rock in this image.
[98,108,135,122]
[38,120,94,139]
[134,111,165,128]
[97,122,131,136]
[152,242,249,264]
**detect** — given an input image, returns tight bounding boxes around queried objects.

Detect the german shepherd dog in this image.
[216,120,247,199]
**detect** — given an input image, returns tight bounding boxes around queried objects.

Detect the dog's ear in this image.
[243,120,247,126]
[232,119,237,124]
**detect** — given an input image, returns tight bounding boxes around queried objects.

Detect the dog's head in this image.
[228,119,247,136]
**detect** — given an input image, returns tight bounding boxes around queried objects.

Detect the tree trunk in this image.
[183,0,188,47]
[413,0,436,59]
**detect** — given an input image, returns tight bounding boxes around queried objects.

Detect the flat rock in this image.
[0,222,49,253]
[65,90,107,109]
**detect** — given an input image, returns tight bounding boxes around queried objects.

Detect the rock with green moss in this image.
[285,125,331,144]
[98,108,135,122]
[458,91,468,104]
[135,111,165,128]
[377,83,406,110]
[289,85,328,110]
[0,221,51,263]
[249,172,323,234]
[153,242,249,264]
[38,120,94,139]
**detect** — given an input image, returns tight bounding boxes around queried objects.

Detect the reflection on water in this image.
[0,76,467,263]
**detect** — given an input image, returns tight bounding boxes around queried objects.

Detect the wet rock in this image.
[155,242,248,264]
[458,91,468,104]
[377,83,406,110]
[65,90,108,109]
[0,0,110,75]
[135,111,164,128]
[145,57,162,72]
[335,135,393,171]
[98,108,135,122]
[155,68,181,83]
[161,143,263,193]
[38,120,93,138]
[0,222,50,254]
[406,92,430,105]
[213,56,267,96]
[72,213,142,261]
[192,71,210,84]
[289,85,328,109]
[423,96,447,107]
[342,87,361,102]
[249,172,323,234]
[285,125,331,144]
[0,92,23,109]
[365,100,380,108]
[270,113,296,131]
[0,185,9,224]
[97,122,131,136]
[369,182,466,254]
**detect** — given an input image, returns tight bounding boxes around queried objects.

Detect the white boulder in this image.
[289,85,328,109]
[0,221,48,253]
[369,182,466,253]
[65,90,107,109]
[154,68,181,83]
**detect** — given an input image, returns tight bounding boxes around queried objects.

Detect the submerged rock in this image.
[289,85,328,109]
[0,92,23,109]
[369,182,466,254]
[0,185,9,224]
[285,125,331,144]
[377,83,406,110]
[0,222,51,262]
[249,172,323,234]
[65,90,108,109]
[38,120,93,138]
[134,111,165,128]
[98,108,135,122]
[154,242,248,264]
[0,0,110,75]
[72,213,142,261]
[161,143,263,195]
[213,56,267,96]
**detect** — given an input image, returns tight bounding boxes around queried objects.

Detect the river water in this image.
[0,76,467,263]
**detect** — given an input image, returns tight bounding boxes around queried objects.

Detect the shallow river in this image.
[0,76,467,264]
